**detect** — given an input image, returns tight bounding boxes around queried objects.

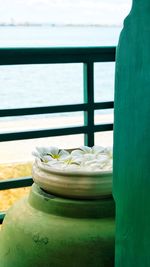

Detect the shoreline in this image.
[0,114,113,164]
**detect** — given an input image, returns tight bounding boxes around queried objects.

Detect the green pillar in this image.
[113,0,150,266]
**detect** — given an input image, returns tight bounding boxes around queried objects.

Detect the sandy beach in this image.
[0,114,113,164]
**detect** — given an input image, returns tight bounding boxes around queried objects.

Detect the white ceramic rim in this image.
[35,158,112,178]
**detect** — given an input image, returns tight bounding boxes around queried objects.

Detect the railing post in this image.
[83,62,94,147]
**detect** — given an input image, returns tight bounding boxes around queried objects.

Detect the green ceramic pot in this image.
[0,183,115,267]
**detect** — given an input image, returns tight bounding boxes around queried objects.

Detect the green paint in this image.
[113,0,150,266]
[83,62,94,147]
[0,184,115,267]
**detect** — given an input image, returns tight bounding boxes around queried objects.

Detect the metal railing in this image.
[0,46,116,224]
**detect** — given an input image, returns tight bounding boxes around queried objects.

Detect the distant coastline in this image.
[0,22,121,28]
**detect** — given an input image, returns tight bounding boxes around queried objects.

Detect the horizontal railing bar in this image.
[0,212,5,224]
[0,126,88,142]
[94,101,114,110]
[0,101,114,117]
[0,104,87,117]
[0,123,113,142]
[0,177,33,191]
[94,123,113,132]
[0,47,116,65]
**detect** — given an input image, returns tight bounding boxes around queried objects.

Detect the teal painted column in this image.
[113,0,150,266]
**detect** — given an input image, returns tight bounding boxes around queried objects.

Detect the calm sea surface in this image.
[0,26,122,161]
[0,26,122,111]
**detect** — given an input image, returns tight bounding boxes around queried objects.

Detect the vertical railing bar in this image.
[83,61,95,147]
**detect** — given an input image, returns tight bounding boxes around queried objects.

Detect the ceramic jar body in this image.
[0,184,115,267]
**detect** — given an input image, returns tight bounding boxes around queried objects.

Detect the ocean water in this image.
[0,26,122,110]
[0,26,123,161]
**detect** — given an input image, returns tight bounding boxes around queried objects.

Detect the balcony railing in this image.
[0,46,116,224]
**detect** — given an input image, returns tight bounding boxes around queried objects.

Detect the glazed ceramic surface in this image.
[0,183,115,267]
[32,158,112,199]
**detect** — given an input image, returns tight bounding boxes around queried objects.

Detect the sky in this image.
[0,0,132,25]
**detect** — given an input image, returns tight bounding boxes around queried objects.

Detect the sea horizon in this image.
[0,23,122,28]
